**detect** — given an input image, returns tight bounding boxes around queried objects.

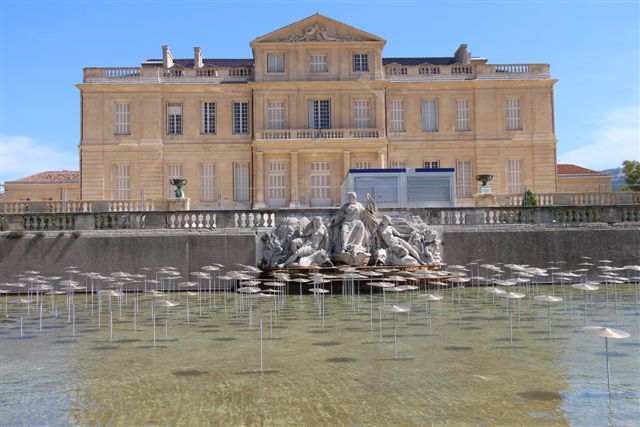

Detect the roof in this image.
[148,57,457,68]
[557,164,607,176]
[149,58,255,68]
[7,170,80,184]
[382,57,457,66]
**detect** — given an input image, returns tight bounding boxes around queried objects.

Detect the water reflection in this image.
[1,286,638,425]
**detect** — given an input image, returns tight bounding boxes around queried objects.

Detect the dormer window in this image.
[267,53,284,73]
[353,53,369,72]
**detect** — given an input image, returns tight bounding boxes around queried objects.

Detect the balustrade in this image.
[166,212,217,229]
[256,128,383,141]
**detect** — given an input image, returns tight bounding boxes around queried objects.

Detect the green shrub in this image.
[71,230,81,238]
[6,231,25,239]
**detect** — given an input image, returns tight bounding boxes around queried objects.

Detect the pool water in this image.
[1,285,639,426]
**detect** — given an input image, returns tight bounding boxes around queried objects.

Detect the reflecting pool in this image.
[1,285,639,425]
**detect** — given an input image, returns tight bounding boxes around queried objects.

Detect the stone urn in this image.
[169,178,187,199]
[476,174,493,194]
[476,174,493,186]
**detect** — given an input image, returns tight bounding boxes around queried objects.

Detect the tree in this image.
[622,160,640,191]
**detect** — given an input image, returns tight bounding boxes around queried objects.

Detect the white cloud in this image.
[0,135,78,184]
[559,106,640,170]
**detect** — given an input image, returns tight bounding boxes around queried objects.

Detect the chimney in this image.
[162,45,174,68]
[194,47,203,68]
[454,44,471,64]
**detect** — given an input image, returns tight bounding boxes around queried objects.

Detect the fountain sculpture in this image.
[261,192,442,268]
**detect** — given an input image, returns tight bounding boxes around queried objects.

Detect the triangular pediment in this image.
[252,14,385,44]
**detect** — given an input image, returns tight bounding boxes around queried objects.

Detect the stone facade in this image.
[78,14,558,208]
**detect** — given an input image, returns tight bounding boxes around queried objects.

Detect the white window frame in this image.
[353,161,371,170]
[267,53,285,73]
[505,97,522,131]
[233,162,250,202]
[115,103,130,135]
[233,101,249,134]
[308,100,331,129]
[268,161,287,207]
[390,160,407,168]
[112,164,131,200]
[167,102,183,135]
[200,164,217,202]
[506,159,525,193]
[309,54,328,73]
[389,100,405,132]
[353,53,369,72]
[455,99,471,131]
[167,163,183,198]
[353,100,371,129]
[310,162,331,206]
[456,160,473,198]
[422,99,439,132]
[423,161,440,169]
[267,101,285,130]
[201,101,216,135]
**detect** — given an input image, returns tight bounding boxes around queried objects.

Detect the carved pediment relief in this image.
[252,13,385,45]
[280,23,360,42]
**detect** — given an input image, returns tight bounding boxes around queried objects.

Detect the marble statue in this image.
[260,193,442,268]
[328,192,377,266]
[279,216,330,268]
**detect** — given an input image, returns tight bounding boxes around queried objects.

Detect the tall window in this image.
[200,164,217,201]
[389,100,405,132]
[167,103,182,135]
[505,98,522,130]
[310,162,331,206]
[233,101,249,134]
[167,164,183,198]
[390,160,407,168]
[455,99,471,131]
[268,161,286,206]
[353,100,371,129]
[308,100,331,129]
[201,102,216,134]
[353,53,369,72]
[267,101,285,130]
[112,165,130,200]
[309,55,328,72]
[456,160,472,198]
[424,161,440,169]
[115,103,130,135]
[507,159,524,193]
[353,161,371,170]
[422,100,439,132]
[267,53,284,73]
[233,162,250,202]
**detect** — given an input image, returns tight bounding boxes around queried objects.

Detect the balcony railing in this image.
[83,67,252,83]
[255,128,384,141]
[386,63,550,81]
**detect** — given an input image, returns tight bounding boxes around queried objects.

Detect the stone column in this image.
[254,151,266,208]
[377,150,385,168]
[289,151,299,208]
[343,151,352,175]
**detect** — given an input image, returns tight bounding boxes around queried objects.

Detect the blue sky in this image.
[1,0,638,183]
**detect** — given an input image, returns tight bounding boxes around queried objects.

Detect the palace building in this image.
[78,14,558,209]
